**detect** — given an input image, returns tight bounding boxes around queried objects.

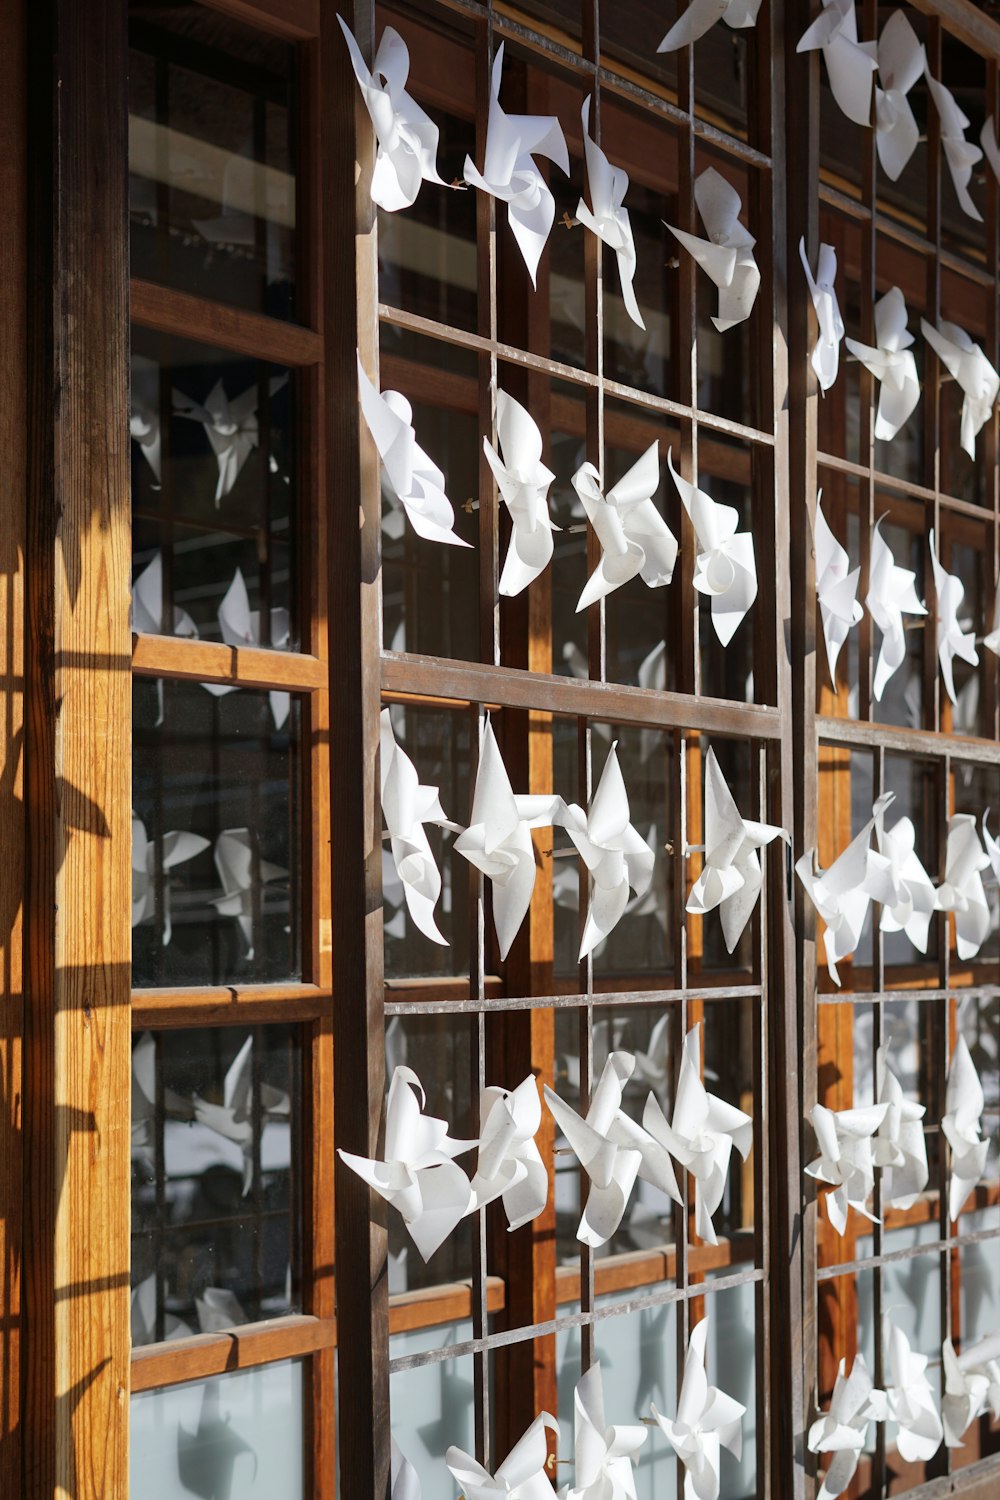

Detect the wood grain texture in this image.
[130,279,323,364]
[131,631,326,691]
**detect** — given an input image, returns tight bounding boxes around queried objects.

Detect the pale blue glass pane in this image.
[856,1228,940,1360]
[389,1323,475,1500]
[130,1359,303,1499]
[705,1284,757,1500]
[960,1210,1000,1343]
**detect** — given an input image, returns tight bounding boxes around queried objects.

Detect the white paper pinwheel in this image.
[954,1333,1000,1426]
[873,1046,928,1209]
[562,1362,647,1500]
[446,1412,558,1499]
[797,0,877,126]
[338,1065,475,1260]
[686,748,789,952]
[543,1051,680,1247]
[807,1354,887,1500]
[131,1030,194,1156]
[560,742,655,959]
[921,319,999,459]
[867,518,927,700]
[651,1317,745,1500]
[131,1273,192,1346]
[201,567,291,728]
[466,1076,548,1230]
[195,1287,248,1333]
[463,43,569,286]
[357,354,470,547]
[814,492,863,686]
[573,444,677,612]
[874,815,938,953]
[454,719,564,961]
[874,12,926,181]
[131,552,199,641]
[391,1437,422,1500]
[380,708,458,946]
[667,450,757,646]
[173,375,286,504]
[132,813,210,946]
[982,114,1000,189]
[806,1101,890,1234]
[212,827,288,959]
[942,1338,990,1448]
[936,815,991,963]
[642,1024,752,1247]
[983,807,1000,883]
[130,405,162,483]
[928,530,979,706]
[942,1035,989,1220]
[192,1034,290,1195]
[884,1316,944,1463]
[576,97,643,330]
[337,18,447,213]
[796,792,897,985]
[925,67,983,221]
[667,168,760,332]
[483,390,558,597]
[658,0,762,53]
[844,287,921,441]
[800,239,845,393]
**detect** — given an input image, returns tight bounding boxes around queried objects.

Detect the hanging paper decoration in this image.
[924,67,983,221]
[131,1031,194,1157]
[867,517,926,701]
[391,1437,423,1500]
[667,167,760,331]
[799,239,845,392]
[873,1046,929,1209]
[195,1287,248,1333]
[466,1076,548,1230]
[942,1339,991,1449]
[797,0,877,127]
[379,708,459,946]
[199,568,291,728]
[173,375,287,504]
[807,1354,887,1500]
[573,444,677,611]
[130,405,162,483]
[844,286,921,441]
[192,1033,290,1196]
[131,1272,192,1345]
[981,114,1000,187]
[658,0,762,53]
[132,813,209,946]
[446,1412,558,1499]
[576,96,644,330]
[884,1316,944,1463]
[874,12,926,181]
[563,1363,647,1500]
[928,530,979,706]
[484,389,558,597]
[211,828,287,960]
[873,814,937,954]
[936,815,991,963]
[806,1099,889,1234]
[131,552,199,641]
[942,1035,989,1220]
[982,808,1000,881]
[463,42,569,286]
[560,742,655,959]
[651,1317,745,1500]
[667,450,757,646]
[814,492,863,687]
[920,318,999,460]
[796,791,896,984]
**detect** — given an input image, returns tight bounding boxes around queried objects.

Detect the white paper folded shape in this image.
[380,708,459,946]
[867,518,927,700]
[667,168,760,332]
[874,13,926,180]
[192,1033,290,1195]
[463,43,569,286]
[874,815,938,953]
[806,1100,890,1234]
[658,0,762,53]
[942,1337,990,1447]
[484,389,558,596]
[873,1045,928,1209]
[560,742,655,959]
[131,552,199,640]
[357,353,470,547]
[936,815,991,963]
[814,492,863,686]
[925,67,983,221]
[921,318,999,460]
[196,1287,248,1333]
[796,792,897,985]
[573,444,677,612]
[212,828,288,960]
[667,450,757,646]
[884,1316,944,1463]
[392,1437,423,1500]
[807,1353,887,1500]
[642,1023,752,1246]
[942,1034,989,1220]
[337,18,448,213]
[130,1273,192,1345]
[446,1412,558,1499]
[982,114,1000,190]
[982,807,1000,883]
[562,1362,647,1500]
[800,239,845,392]
[797,0,877,126]
[466,1076,548,1230]
[131,1030,194,1156]
[130,405,162,483]
[844,287,921,441]
[338,1065,476,1260]
[576,96,644,330]
[928,529,979,706]
[200,567,291,728]
[132,813,210,946]
[651,1316,745,1500]
[686,748,789,952]
[955,1332,1000,1424]
[173,375,286,504]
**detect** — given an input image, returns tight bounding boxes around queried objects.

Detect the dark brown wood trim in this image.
[130,279,323,366]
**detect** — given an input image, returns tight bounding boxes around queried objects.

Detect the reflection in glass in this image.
[131,1026,298,1346]
[872,516,925,732]
[697,438,755,702]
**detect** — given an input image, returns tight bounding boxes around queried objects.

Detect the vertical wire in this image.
[872,744,886,1496]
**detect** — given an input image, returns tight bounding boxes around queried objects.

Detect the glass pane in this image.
[389,1335,475,1500]
[586,1303,679,1500]
[130,1359,304,1499]
[129,5,296,319]
[132,678,300,986]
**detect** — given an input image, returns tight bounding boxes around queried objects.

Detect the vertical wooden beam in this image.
[23,0,131,1496]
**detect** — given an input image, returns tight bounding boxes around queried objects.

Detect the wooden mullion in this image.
[130,279,323,363]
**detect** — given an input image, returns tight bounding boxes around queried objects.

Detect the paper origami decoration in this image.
[800,239,845,392]
[132,813,210,946]
[658,0,762,53]
[686,748,789,952]
[379,708,458,946]
[807,1354,887,1500]
[874,12,926,181]
[212,827,288,960]
[392,1438,423,1500]
[131,552,199,641]
[884,1316,944,1463]
[873,1045,929,1209]
[936,815,991,963]
[338,1065,476,1260]
[483,390,558,597]
[814,492,863,686]
[576,97,644,329]
[196,1288,248,1333]
[921,319,999,460]
[942,1338,991,1448]
[806,1100,889,1234]
[925,67,983,221]
[982,808,1000,882]
[337,18,448,212]
[560,743,655,960]
[929,530,979,706]
[130,405,162,483]
[192,1033,290,1196]
[867,518,927,700]
[874,815,938,953]
[463,43,569,286]
[844,286,921,441]
[466,1076,548,1230]
[131,1030,193,1156]
[797,0,877,126]
[667,167,760,332]
[563,1363,647,1500]
[651,1317,745,1500]
[950,1333,1000,1432]
[982,115,1000,189]
[796,791,896,985]
[642,1023,753,1246]
[173,375,286,504]
[667,450,757,646]
[573,444,677,611]
[446,1412,558,1500]
[130,1273,192,1345]
[200,568,291,728]
[357,353,470,547]
[942,1035,989,1220]
[455,719,564,960]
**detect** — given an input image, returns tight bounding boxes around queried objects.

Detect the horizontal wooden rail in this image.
[817,714,1000,765]
[131,983,330,1028]
[131,1314,336,1392]
[200,0,320,38]
[131,279,323,365]
[817,449,995,520]
[132,632,326,692]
